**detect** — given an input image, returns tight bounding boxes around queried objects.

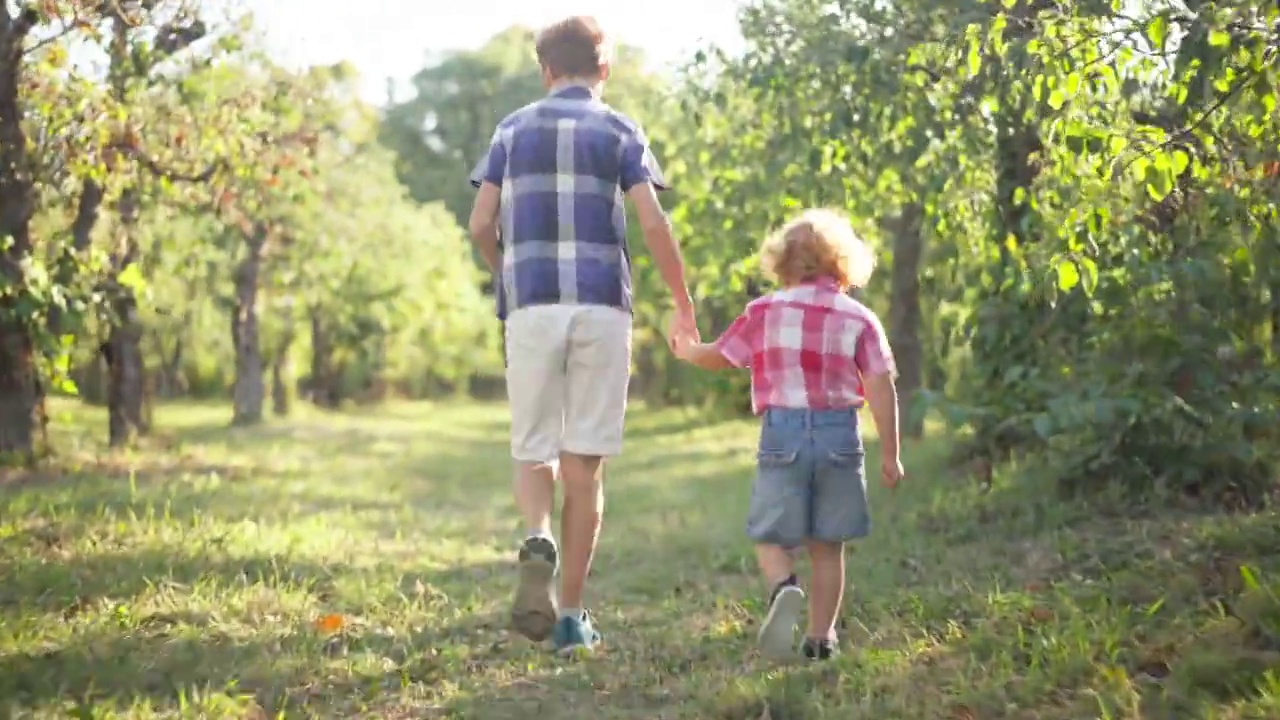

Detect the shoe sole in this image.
[758,586,805,659]
[555,641,594,658]
[512,537,557,642]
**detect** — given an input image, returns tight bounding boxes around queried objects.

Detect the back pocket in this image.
[823,448,864,468]
[757,449,799,468]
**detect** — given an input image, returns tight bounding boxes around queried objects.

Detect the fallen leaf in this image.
[949,704,976,720]
[1029,606,1055,623]
[315,613,345,634]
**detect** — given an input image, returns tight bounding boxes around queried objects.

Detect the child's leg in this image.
[807,411,871,658]
[755,543,805,658]
[804,540,845,642]
[755,543,797,589]
[746,411,812,658]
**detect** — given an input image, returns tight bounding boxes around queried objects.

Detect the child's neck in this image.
[785,276,838,290]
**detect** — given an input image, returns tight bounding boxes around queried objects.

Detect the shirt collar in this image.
[548,82,597,100]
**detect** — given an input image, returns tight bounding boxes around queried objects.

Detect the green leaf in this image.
[1209,29,1231,47]
[1144,163,1174,200]
[1078,257,1099,295]
[1171,150,1190,176]
[967,36,982,77]
[1146,15,1168,50]
[1047,89,1066,110]
[117,263,147,292]
[1240,564,1261,591]
[1065,72,1081,96]
[1056,258,1080,291]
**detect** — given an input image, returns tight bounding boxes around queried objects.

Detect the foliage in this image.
[653,0,1280,500]
[2,4,496,449]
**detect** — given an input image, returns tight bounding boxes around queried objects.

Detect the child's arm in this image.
[675,341,734,370]
[673,305,759,371]
[862,372,901,467]
[853,312,904,487]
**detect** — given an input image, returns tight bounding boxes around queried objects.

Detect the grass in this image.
[2,398,1280,718]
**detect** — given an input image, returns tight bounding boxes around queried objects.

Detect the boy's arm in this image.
[468,182,501,273]
[627,181,692,313]
[620,128,693,315]
[467,126,506,273]
[862,372,901,463]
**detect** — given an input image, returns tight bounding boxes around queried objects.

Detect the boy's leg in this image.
[505,307,572,642]
[554,306,631,651]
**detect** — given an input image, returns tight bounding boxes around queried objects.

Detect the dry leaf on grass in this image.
[314,613,346,634]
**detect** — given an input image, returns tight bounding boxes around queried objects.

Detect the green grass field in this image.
[3,399,1280,719]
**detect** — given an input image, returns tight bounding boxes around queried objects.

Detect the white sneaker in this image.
[758,584,805,659]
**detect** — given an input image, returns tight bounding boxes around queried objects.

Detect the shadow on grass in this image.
[23,400,1280,718]
[0,550,519,715]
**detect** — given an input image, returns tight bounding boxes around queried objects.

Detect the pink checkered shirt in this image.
[714,278,897,415]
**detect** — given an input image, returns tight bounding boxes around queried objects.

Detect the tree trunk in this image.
[48,179,105,337]
[231,232,266,425]
[271,316,294,416]
[105,189,147,447]
[308,307,338,408]
[0,10,40,461]
[886,202,927,438]
[157,333,184,398]
[0,317,37,460]
[105,299,146,447]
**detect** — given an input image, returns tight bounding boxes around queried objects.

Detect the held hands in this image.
[667,302,700,357]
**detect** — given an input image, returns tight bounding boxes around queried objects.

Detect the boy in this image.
[672,208,904,660]
[467,16,698,655]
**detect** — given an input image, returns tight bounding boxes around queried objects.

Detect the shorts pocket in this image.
[757,449,799,468]
[825,449,865,467]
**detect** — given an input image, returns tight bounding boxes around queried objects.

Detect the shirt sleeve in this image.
[714,307,760,368]
[854,311,897,378]
[469,127,507,188]
[619,127,669,192]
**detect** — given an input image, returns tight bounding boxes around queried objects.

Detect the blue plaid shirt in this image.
[469,85,667,320]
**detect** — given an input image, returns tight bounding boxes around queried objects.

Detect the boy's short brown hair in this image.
[760,208,877,290]
[535,16,610,80]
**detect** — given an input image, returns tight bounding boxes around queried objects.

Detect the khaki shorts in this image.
[504,304,632,463]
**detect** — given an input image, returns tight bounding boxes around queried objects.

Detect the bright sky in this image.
[245,1,747,105]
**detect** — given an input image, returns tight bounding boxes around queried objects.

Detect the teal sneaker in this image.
[551,611,601,656]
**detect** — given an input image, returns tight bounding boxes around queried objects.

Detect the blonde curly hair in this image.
[759,208,876,290]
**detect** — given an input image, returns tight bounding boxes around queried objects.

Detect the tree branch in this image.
[153,19,206,59]
[13,4,40,39]
[114,139,225,182]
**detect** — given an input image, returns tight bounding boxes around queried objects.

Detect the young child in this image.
[673,208,904,660]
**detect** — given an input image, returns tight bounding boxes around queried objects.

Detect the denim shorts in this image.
[746,407,870,545]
